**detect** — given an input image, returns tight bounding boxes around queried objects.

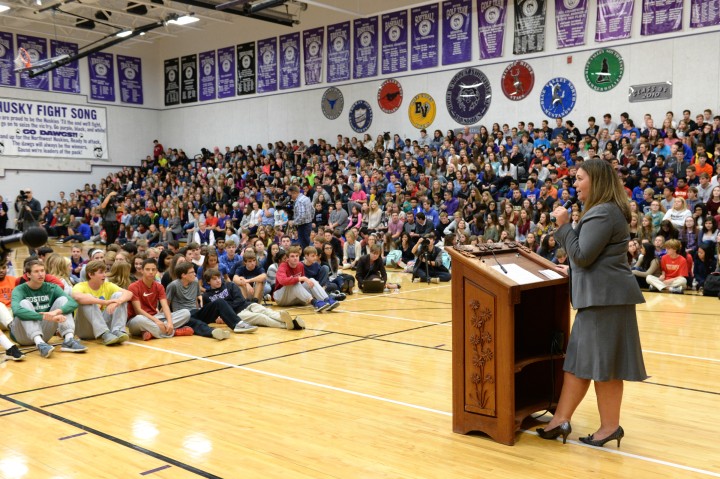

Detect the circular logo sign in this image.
[388,25,401,42]
[522,0,539,16]
[484,6,501,23]
[446,68,492,125]
[184,67,193,79]
[321,87,344,120]
[308,41,320,57]
[95,63,107,76]
[540,77,577,118]
[349,100,373,133]
[418,20,432,37]
[585,48,624,92]
[408,93,437,130]
[221,59,231,73]
[564,0,581,8]
[377,79,403,114]
[501,61,534,101]
[124,67,136,80]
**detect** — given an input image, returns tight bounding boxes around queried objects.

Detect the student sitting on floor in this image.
[273,245,339,312]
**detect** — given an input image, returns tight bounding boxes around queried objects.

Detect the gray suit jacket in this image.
[554,202,645,310]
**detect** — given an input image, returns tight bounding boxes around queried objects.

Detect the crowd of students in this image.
[2,106,720,361]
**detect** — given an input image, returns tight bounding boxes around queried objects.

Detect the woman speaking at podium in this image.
[537,159,647,447]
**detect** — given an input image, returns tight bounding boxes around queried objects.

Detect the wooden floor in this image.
[1,246,719,478]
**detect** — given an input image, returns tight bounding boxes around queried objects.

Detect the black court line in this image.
[645,381,720,396]
[7,333,334,397]
[40,322,444,408]
[59,432,88,440]
[0,409,28,418]
[0,394,221,479]
[307,323,453,352]
[141,465,172,475]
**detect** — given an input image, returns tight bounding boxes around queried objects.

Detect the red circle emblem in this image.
[377,79,403,114]
[501,61,534,101]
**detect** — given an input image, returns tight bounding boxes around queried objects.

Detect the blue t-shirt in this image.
[232,264,265,280]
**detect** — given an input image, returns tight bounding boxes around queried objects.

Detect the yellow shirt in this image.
[72,281,122,311]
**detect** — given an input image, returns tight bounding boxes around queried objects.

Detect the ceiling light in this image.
[0,5,9,13]
[116,29,133,37]
[35,0,41,5]
[168,13,198,25]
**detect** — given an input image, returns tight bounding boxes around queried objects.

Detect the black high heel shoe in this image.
[579,426,624,448]
[536,421,572,444]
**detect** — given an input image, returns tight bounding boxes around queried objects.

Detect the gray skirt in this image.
[564,304,648,382]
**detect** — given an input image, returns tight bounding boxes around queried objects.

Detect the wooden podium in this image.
[446,242,570,446]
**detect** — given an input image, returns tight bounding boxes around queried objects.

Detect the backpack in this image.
[703,272,720,297]
[340,273,356,294]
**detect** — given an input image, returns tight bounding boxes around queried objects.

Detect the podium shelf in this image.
[514,354,566,373]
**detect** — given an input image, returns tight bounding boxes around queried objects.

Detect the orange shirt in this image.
[0,275,16,307]
[661,253,688,280]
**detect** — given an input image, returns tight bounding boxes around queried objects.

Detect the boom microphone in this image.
[550,200,573,223]
[0,227,48,254]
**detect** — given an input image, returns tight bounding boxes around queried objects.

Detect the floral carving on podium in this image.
[469,299,494,409]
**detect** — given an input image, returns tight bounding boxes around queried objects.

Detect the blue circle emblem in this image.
[349,100,373,133]
[540,77,577,118]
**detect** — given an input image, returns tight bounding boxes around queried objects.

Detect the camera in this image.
[18,190,28,201]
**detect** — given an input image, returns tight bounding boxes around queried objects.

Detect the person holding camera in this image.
[14,189,41,232]
[100,191,121,247]
[411,233,451,283]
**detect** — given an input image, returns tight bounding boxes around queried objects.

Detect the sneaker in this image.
[61,338,87,353]
[100,330,122,346]
[669,286,684,294]
[313,300,330,312]
[292,317,306,330]
[412,278,421,283]
[647,285,657,292]
[211,328,231,340]
[4,345,25,361]
[325,298,340,312]
[233,321,258,333]
[111,330,130,343]
[38,342,55,358]
[142,331,154,341]
[263,294,272,302]
[279,310,294,329]
[330,292,346,301]
[174,326,194,337]
[430,277,440,284]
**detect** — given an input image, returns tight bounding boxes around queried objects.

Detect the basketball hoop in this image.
[14,48,32,71]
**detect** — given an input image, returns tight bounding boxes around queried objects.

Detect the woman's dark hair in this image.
[638,241,655,271]
[158,250,171,273]
[658,220,679,240]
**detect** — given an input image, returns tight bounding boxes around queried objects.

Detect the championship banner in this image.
[442,0,472,65]
[303,27,324,85]
[477,0,507,59]
[691,0,720,28]
[411,3,439,70]
[164,58,179,106]
[257,37,278,93]
[217,46,236,99]
[117,55,143,105]
[0,99,109,160]
[279,32,300,90]
[180,54,197,104]
[0,32,15,87]
[236,42,256,96]
[513,0,546,55]
[199,50,216,101]
[17,35,48,91]
[327,21,351,83]
[50,40,79,94]
[354,16,378,79]
[596,0,634,42]
[382,10,408,74]
[88,52,115,102]
[641,0,683,36]
[555,0,588,48]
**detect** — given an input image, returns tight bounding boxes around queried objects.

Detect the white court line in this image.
[336,309,449,326]
[127,341,451,417]
[642,349,720,364]
[127,341,720,478]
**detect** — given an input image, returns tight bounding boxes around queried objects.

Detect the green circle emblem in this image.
[584,48,624,92]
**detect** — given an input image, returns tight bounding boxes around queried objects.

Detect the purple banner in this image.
[691,0,720,28]
[442,0,472,65]
[477,0,507,59]
[327,22,351,83]
[237,42,256,95]
[117,55,143,104]
[199,50,216,101]
[180,54,197,103]
[411,3,439,70]
[303,27,324,85]
[50,40,79,93]
[513,0,546,54]
[596,0,634,42]
[88,52,115,101]
[279,32,300,89]
[555,0,588,48]
[354,16,378,79]
[257,37,277,93]
[381,10,408,74]
[0,32,16,87]
[17,35,48,91]
[217,46,235,99]
[641,0,683,35]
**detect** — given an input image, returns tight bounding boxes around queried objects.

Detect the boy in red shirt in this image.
[273,246,338,312]
[646,239,689,293]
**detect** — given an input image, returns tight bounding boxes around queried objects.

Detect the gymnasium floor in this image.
[0,259,718,478]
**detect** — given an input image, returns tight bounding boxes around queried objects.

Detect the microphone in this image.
[0,227,48,255]
[550,200,573,223]
[489,243,507,274]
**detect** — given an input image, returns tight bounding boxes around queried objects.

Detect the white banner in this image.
[0,98,108,160]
